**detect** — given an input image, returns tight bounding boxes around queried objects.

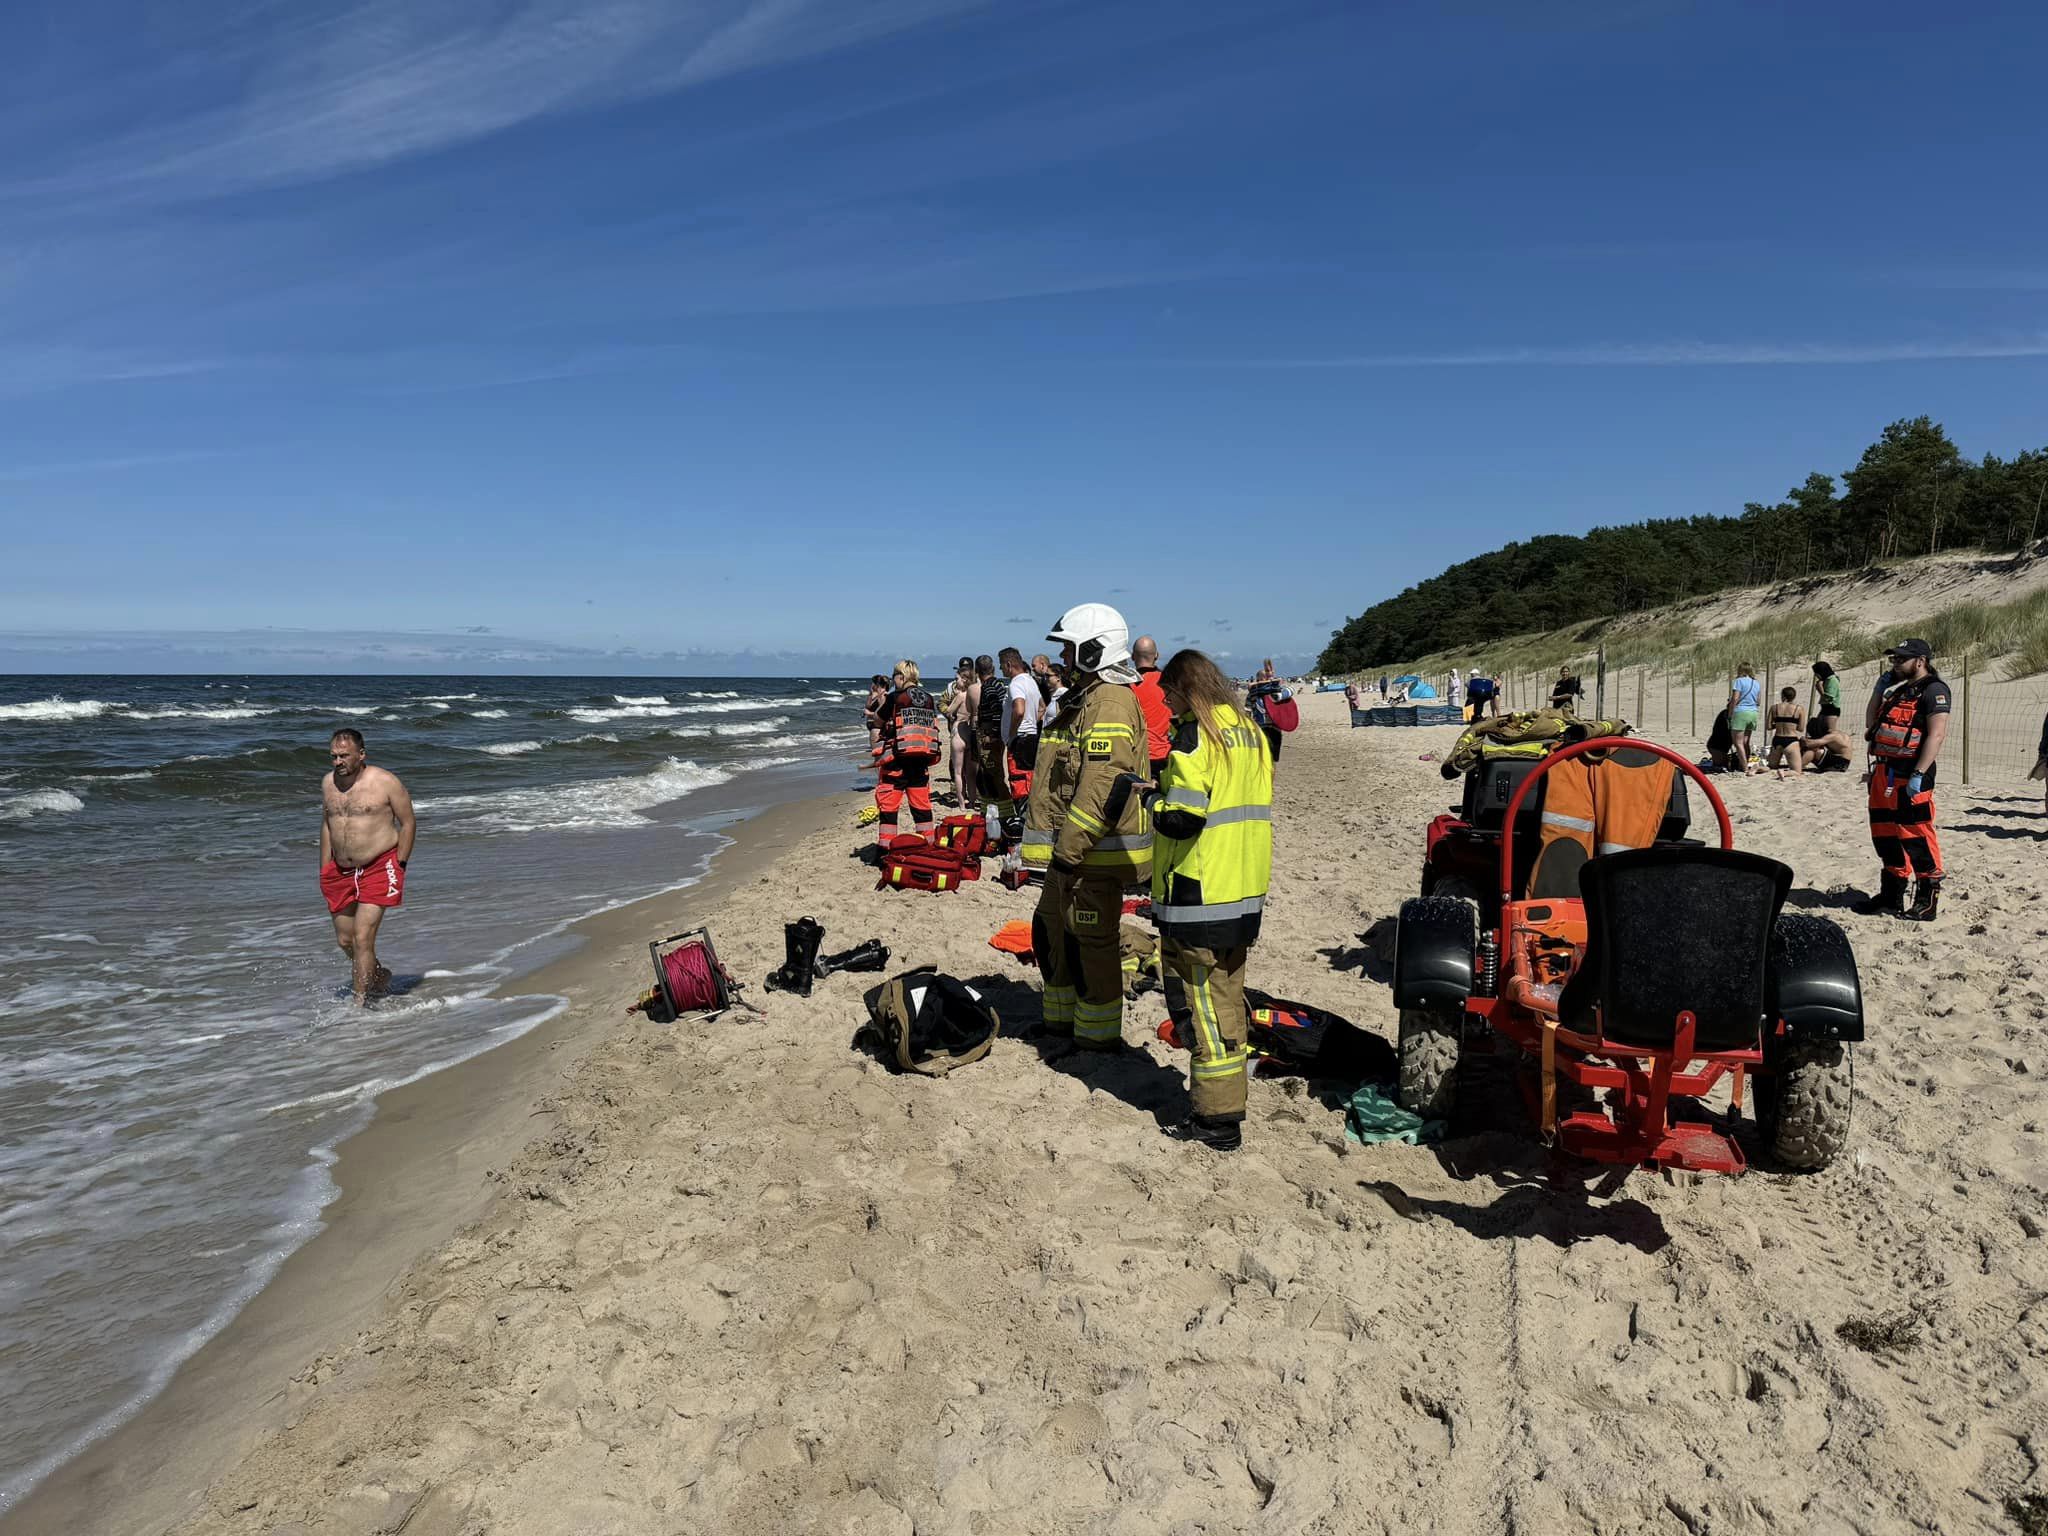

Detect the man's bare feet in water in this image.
[366,964,394,998]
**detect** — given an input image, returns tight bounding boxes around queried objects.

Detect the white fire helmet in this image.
[1046,602,1132,676]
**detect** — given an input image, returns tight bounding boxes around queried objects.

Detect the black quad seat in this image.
[1557,846,1792,1052]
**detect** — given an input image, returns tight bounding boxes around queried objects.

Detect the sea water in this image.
[0,675,869,1508]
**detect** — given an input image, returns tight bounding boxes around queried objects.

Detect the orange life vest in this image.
[1528,752,1678,898]
[1870,680,1927,762]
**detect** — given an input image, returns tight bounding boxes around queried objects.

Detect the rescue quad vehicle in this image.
[1392,738,1862,1173]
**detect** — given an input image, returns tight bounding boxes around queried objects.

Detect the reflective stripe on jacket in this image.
[1526,750,1676,899]
[1020,678,1153,880]
[1148,703,1273,949]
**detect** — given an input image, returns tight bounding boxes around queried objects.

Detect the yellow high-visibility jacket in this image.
[1149,703,1273,949]
[1020,678,1152,882]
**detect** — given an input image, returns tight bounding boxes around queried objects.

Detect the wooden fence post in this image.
[1961,648,1971,786]
[1663,660,1670,737]
[1636,664,1645,725]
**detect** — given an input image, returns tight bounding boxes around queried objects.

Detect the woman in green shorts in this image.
[1726,663,1763,770]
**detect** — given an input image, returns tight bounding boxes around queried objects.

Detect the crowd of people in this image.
[861,607,1286,1152]
[845,617,1989,1152]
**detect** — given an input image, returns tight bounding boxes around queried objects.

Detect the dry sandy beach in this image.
[15,693,2048,1536]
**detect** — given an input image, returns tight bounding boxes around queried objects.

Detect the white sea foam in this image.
[0,788,85,823]
[471,731,616,757]
[713,717,790,737]
[78,771,153,782]
[686,690,740,699]
[36,932,103,945]
[567,696,807,724]
[409,692,478,701]
[120,706,277,721]
[469,709,509,719]
[0,698,115,723]
[610,693,668,705]
[417,757,732,832]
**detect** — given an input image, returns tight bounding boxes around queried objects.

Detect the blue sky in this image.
[3,0,2044,674]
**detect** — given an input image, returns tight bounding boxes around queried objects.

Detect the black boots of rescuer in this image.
[1853,873,1939,920]
[818,938,890,976]
[1852,873,1907,916]
[765,918,826,996]
[1163,1115,1242,1152]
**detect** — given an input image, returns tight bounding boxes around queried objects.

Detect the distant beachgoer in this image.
[972,654,1008,822]
[320,728,416,1005]
[1767,686,1807,778]
[1031,653,1057,705]
[1465,670,1500,722]
[1446,668,1462,707]
[1378,674,1389,701]
[1809,660,1843,736]
[1726,663,1762,770]
[1245,673,1295,763]
[863,673,888,755]
[984,647,1043,847]
[1794,726,1857,775]
[2031,711,2047,811]
[1703,708,1735,772]
[1129,635,1173,777]
[949,657,980,812]
[1550,666,1583,713]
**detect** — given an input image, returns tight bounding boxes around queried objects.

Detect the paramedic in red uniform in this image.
[873,659,940,842]
[1129,634,1173,777]
[319,728,416,1004]
[1854,638,1949,922]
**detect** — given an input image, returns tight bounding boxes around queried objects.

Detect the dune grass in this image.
[1343,578,2048,689]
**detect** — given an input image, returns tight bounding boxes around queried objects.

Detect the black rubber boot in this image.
[765,917,826,996]
[1903,878,1941,922]
[1852,872,1908,916]
[764,921,803,993]
[819,939,889,976]
[789,918,825,996]
[1164,1115,1242,1153]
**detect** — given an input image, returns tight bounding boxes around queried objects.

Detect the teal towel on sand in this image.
[1344,1081,1446,1146]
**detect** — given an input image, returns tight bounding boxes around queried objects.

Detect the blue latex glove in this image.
[1905,771,1924,798]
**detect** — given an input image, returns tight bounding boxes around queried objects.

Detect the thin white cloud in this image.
[0,448,244,483]
[0,346,227,399]
[6,0,996,206]
[1243,335,2048,368]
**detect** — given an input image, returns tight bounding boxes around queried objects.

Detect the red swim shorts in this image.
[321,849,405,914]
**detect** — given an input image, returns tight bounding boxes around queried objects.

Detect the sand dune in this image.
[36,693,2048,1535]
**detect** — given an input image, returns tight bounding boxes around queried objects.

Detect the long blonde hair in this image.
[1160,649,1239,752]
[894,659,921,686]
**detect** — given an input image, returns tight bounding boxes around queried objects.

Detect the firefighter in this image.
[1854,638,1950,920]
[1020,604,1153,1049]
[1145,648,1274,1152]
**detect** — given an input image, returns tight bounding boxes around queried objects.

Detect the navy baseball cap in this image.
[1886,638,1932,659]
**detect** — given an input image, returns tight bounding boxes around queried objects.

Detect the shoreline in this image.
[4,782,860,1536]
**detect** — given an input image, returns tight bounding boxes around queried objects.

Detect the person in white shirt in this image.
[990,647,1042,847]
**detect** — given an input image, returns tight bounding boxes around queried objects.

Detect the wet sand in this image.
[5,793,850,1536]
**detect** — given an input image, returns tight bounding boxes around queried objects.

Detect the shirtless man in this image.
[319,728,416,1003]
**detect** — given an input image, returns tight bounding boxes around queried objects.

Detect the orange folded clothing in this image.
[989,920,1034,960]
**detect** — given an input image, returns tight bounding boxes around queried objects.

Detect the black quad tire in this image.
[1755,1043,1854,1170]
[1397,1004,1462,1118]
